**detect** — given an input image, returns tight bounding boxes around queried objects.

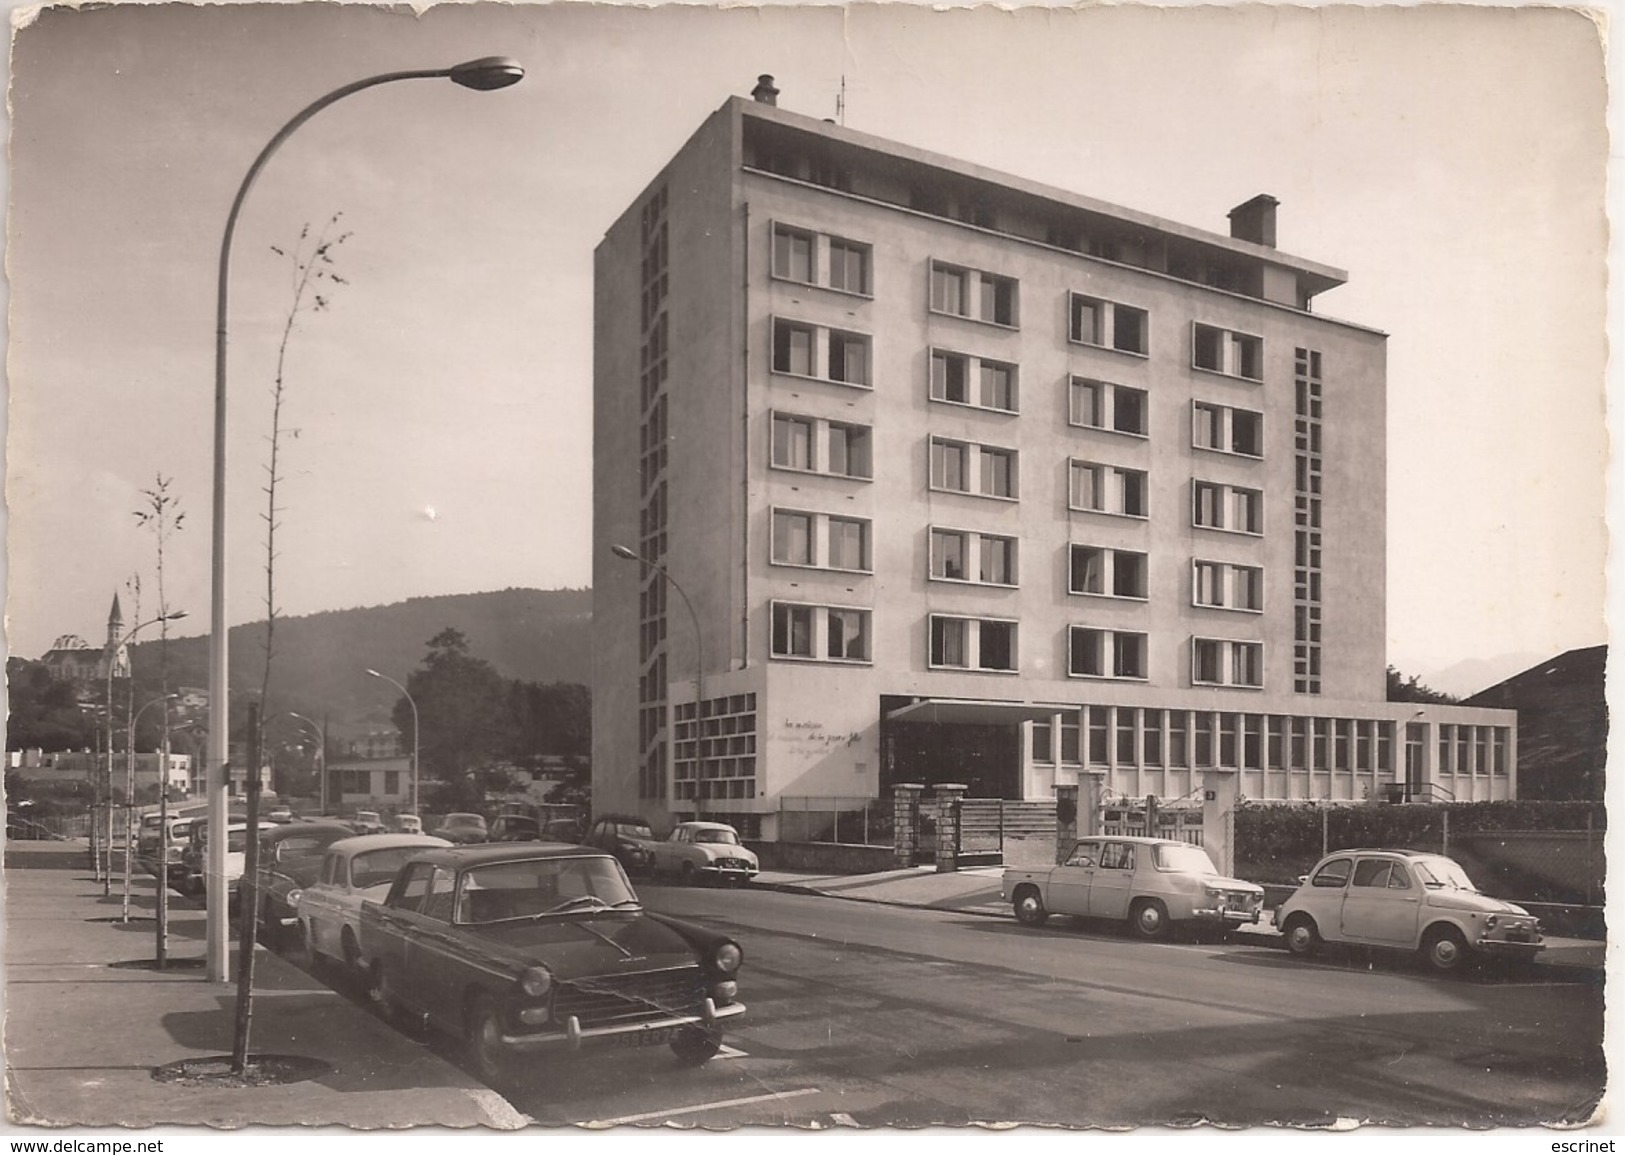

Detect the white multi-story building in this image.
[592,78,1518,838]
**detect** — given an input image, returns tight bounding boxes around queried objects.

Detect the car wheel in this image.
[1283,915,1321,958]
[670,1025,723,1066]
[1012,886,1049,927]
[1130,899,1171,941]
[1421,925,1469,974]
[341,928,363,975]
[465,994,514,1085]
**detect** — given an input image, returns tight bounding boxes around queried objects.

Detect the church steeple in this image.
[107,592,123,649]
[105,593,130,680]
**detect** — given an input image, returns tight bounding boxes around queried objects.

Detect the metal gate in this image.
[1102,803,1204,846]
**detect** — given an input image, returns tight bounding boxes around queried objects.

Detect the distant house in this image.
[1464,646,1606,801]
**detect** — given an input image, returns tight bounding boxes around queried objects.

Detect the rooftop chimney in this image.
[1227,194,1279,248]
[751,74,780,105]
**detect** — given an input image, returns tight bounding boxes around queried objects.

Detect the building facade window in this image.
[929,614,1019,672]
[771,221,872,296]
[930,349,1019,413]
[1069,545,1148,600]
[770,412,874,479]
[1192,560,1264,611]
[1192,323,1263,381]
[930,526,1019,586]
[770,316,873,387]
[1192,480,1263,534]
[1070,377,1148,437]
[770,508,872,572]
[1069,292,1149,355]
[1070,460,1148,518]
[1069,627,1149,680]
[1192,638,1265,688]
[931,437,1020,500]
[929,260,1019,327]
[771,601,872,663]
[1192,401,1264,457]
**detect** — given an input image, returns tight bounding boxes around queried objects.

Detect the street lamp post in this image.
[365,670,418,816]
[610,544,705,813]
[123,693,178,922]
[103,611,187,896]
[205,56,523,982]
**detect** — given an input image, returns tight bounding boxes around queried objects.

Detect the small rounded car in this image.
[650,821,760,886]
[1003,836,1265,940]
[1275,847,1544,973]
[433,812,490,844]
[242,820,356,949]
[582,815,660,873]
[294,833,452,974]
[357,843,746,1084]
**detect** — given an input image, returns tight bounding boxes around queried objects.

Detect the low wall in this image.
[748,840,899,874]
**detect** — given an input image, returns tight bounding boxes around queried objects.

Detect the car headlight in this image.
[286,888,302,908]
[1484,915,1499,930]
[519,965,553,997]
[712,980,738,1001]
[712,941,743,975]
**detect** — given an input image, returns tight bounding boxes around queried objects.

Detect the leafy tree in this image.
[1386,665,1458,705]
[394,628,518,785]
[6,659,97,751]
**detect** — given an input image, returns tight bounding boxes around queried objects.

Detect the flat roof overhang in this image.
[885,698,1068,725]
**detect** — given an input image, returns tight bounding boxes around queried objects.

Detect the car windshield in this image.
[1411,857,1479,891]
[458,856,639,923]
[446,814,487,829]
[351,847,430,890]
[693,829,740,845]
[1152,843,1218,874]
[619,824,653,839]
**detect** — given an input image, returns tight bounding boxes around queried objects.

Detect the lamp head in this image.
[449,56,525,91]
[365,668,382,678]
[610,544,639,561]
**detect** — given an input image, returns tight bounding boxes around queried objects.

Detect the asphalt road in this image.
[271,882,1605,1130]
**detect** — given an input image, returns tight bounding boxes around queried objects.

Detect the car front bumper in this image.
[700,863,759,880]
[1190,905,1263,925]
[500,997,747,1052]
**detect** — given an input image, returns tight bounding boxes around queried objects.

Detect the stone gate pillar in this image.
[934,783,968,873]
[1080,772,1106,837]
[1054,783,1079,864]
[892,783,925,867]
[1202,769,1239,877]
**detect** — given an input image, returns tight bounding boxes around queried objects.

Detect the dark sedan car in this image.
[358,843,745,1085]
[243,820,356,948]
[581,814,659,873]
[432,812,489,844]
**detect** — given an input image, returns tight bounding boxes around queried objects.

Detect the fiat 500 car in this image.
[1275,848,1544,973]
[293,833,452,974]
[1003,836,1265,940]
[358,843,745,1084]
[650,821,760,885]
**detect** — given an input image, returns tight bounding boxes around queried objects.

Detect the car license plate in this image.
[616,1027,673,1049]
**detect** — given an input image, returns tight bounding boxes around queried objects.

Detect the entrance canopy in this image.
[885,698,1067,726]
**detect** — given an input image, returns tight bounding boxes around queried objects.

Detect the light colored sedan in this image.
[650,821,760,885]
[294,833,450,974]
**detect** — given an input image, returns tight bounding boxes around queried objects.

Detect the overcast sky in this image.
[3,1,1611,694]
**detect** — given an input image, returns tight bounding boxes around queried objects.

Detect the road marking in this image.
[585,1086,821,1127]
[718,1044,748,1058]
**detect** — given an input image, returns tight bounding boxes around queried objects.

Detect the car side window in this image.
[421,867,457,922]
[321,854,339,885]
[1065,841,1098,867]
[1099,843,1134,871]
[390,864,435,912]
[1352,859,1393,889]
[1311,858,1353,888]
[1387,864,1413,890]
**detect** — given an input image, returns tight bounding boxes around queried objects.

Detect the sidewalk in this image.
[752,865,1609,971]
[3,840,526,1129]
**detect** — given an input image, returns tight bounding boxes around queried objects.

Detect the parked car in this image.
[357,843,745,1083]
[488,814,542,843]
[294,833,451,974]
[242,821,356,948]
[539,816,586,843]
[1003,836,1265,940]
[177,820,250,906]
[433,812,490,844]
[582,814,660,872]
[1274,848,1545,973]
[394,814,424,835]
[351,810,387,835]
[650,821,760,885]
[137,813,197,871]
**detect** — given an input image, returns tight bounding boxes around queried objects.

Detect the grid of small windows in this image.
[1294,348,1324,694]
[673,693,759,801]
[635,185,671,800]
